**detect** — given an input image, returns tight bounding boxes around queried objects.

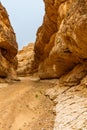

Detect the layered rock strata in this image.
[46,63,87,130]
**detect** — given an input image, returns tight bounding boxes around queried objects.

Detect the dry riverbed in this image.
[0,76,56,130]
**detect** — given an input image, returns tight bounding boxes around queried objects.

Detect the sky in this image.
[0,0,45,49]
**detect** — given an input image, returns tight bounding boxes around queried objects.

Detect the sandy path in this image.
[0,77,55,130]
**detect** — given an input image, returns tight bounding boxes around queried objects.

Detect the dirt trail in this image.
[0,77,56,130]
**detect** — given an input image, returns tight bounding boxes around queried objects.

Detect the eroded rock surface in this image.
[0,3,18,81]
[1,0,87,129]
[17,43,34,76]
[32,0,87,129]
[46,71,87,130]
[33,0,87,79]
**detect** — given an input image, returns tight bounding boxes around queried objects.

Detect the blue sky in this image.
[0,0,45,49]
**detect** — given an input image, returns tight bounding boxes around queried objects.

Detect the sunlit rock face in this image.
[33,1,87,129]
[17,43,34,76]
[33,0,87,79]
[0,3,18,80]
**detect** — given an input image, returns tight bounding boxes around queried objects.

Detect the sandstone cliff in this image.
[32,0,87,129]
[0,0,87,129]
[33,0,87,79]
[17,43,34,76]
[0,2,18,81]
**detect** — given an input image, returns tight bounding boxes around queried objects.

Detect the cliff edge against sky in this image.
[18,0,87,129]
[0,0,87,129]
[0,2,18,82]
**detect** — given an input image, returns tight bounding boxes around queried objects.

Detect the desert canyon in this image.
[0,0,87,129]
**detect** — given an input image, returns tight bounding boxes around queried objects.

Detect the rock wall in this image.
[33,0,87,79]
[1,0,87,129]
[17,43,34,76]
[46,74,87,130]
[0,3,18,81]
[32,0,87,129]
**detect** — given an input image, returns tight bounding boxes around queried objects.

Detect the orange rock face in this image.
[0,3,18,80]
[33,0,87,79]
[17,43,34,76]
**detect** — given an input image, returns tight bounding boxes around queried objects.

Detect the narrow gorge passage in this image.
[0,76,56,130]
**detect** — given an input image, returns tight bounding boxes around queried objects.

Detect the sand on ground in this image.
[0,76,56,130]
